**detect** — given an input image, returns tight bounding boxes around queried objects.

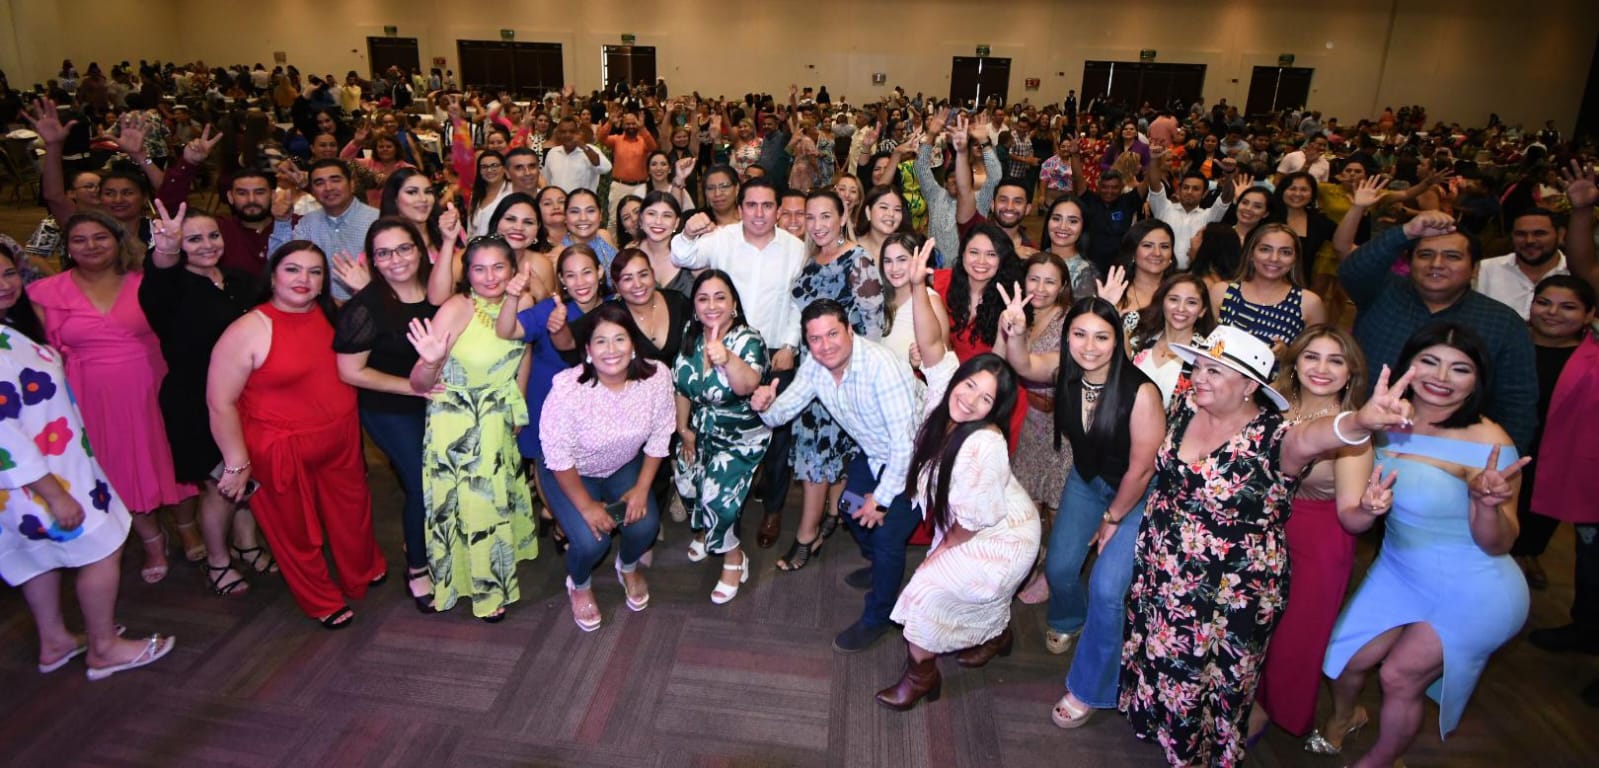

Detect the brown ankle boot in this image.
[875,652,942,711]
[957,627,1015,668]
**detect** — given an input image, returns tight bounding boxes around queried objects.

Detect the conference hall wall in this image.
[2,0,1595,130]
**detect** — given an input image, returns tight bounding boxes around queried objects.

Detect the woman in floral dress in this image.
[776,189,884,571]
[1117,325,1418,767]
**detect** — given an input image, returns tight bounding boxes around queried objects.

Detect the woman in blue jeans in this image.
[1000,294,1164,728]
[334,217,443,611]
[537,302,676,632]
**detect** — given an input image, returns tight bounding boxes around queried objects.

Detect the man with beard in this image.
[597,111,657,225]
[156,126,277,276]
[1473,208,1570,319]
[269,158,378,302]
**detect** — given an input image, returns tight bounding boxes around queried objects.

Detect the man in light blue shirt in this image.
[752,298,925,653]
[269,158,378,302]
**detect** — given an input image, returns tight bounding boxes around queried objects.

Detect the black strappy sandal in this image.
[231,545,279,575]
[405,567,438,614]
[319,606,355,630]
[817,513,841,544]
[203,563,249,596]
[777,534,822,572]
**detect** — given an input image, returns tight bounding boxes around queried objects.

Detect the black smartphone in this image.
[209,462,261,501]
[605,500,629,524]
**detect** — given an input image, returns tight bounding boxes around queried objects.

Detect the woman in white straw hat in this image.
[1116,324,1419,767]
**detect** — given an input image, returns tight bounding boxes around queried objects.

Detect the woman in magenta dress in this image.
[27,210,195,585]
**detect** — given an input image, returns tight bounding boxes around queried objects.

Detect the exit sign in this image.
[500,28,515,40]
[1139,49,1157,61]
[383,25,397,37]
[1278,53,1296,66]
[622,33,636,45]
[976,45,990,57]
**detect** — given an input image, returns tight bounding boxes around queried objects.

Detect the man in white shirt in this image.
[1146,150,1236,269]
[750,298,926,654]
[543,116,612,193]
[673,177,807,553]
[1474,208,1570,319]
[1274,134,1331,184]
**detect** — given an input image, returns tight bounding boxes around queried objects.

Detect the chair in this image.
[0,137,41,205]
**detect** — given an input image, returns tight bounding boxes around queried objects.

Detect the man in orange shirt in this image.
[597,111,657,227]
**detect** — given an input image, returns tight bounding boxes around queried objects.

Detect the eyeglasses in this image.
[480,162,503,171]
[372,241,418,262]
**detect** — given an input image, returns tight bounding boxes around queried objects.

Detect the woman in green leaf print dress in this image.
[674,269,770,604]
[407,235,536,622]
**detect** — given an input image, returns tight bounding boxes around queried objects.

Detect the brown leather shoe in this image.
[957,627,1014,668]
[756,511,782,549]
[876,652,942,711]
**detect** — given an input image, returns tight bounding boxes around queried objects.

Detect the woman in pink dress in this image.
[27,210,196,584]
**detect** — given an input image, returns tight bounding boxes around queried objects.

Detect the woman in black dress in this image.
[139,201,272,596]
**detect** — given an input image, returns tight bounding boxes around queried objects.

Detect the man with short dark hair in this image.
[1338,210,1537,452]
[544,116,611,193]
[1146,149,1237,269]
[158,127,276,277]
[597,110,657,224]
[750,298,928,653]
[269,158,378,301]
[777,189,808,241]
[1474,208,1570,319]
[504,147,543,197]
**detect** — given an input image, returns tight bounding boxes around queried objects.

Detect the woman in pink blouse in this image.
[538,302,676,632]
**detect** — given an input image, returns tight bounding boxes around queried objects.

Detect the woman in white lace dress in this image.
[876,239,1041,712]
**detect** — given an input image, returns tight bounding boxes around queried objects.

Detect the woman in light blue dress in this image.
[1319,323,1531,766]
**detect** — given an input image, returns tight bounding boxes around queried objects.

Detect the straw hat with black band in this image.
[1169,325,1291,411]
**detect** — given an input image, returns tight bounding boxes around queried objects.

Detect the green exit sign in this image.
[622,33,636,45]
[976,45,990,57]
[1278,53,1296,66]
[500,28,515,40]
[1139,49,1157,61]
[383,25,397,37]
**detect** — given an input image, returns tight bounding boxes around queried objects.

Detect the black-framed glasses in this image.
[372,242,419,262]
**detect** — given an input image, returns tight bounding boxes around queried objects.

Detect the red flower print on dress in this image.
[34,417,73,456]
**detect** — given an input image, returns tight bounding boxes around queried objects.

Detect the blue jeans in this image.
[841,451,920,628]
[1046,467,1147,708]
[360,408,427,570]
[537,454,661,589]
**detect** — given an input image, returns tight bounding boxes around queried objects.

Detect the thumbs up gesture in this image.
[546,291,568,335]
[749,379,779,412]
[506,259,533,298]
[704,319,730,368]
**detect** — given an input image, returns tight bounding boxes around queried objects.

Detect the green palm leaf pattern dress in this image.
[423,296,537,617]
[673,325,770,554]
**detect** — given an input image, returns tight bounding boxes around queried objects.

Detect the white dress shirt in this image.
[1474,251,1568,320]
[671,224,807,350]
[1147,187,1232,269]
[544,144,612,193]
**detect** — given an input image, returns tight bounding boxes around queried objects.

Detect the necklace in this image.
[1287,403,1335,424]
[1081,379,1106,404]
[471,294,501,329]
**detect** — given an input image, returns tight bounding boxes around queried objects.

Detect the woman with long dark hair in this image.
[999,291,1164,727]
[466,149,511,236]
[1096,218,1176,337]
[379,167,460,262]
[1128,273,1217,405]
[873,239,1040,711]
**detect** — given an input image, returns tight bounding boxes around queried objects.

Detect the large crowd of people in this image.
[2,56,1597,767]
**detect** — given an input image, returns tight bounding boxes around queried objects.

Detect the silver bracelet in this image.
[1332,411,1371,446]
[223,461,252,474]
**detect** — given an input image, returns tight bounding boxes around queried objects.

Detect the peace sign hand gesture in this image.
[1354,364,1418,433]
[151,199,186,255]
[995,281,1032,338]
[1360,465,1399,516]
[1468,445,1532,509]
[183,124,222,165]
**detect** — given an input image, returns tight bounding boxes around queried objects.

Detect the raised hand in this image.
[704,318,731,367]
[995,281,1032,338]
[22,98,77,145]
[1360,465,1398,516]
[673,155,697,184]
[183,124,223,165]
[332,251,371,293]
[683,211,716,239]
[908,236,936,287]
[353,121,371,144]
[749,380,779,412]
[406,317,451,364]
[1355,364,1418,433]
[1232,175,1252,200]
[1351,174,1392,208]
[438,201,461,244]
[546,292,568,335]
[270,187,293,220]
[1095,264,1129,307]
[1402,210,1458,240]
[113,112,150,159]
[1468,445,1532,509]
[948,113,969,152]
[1561,158,1597,209]
[151,199,186,255]
[927,106,950,138]
[506,260,533,298]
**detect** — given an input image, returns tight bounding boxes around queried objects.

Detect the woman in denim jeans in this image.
[999,294,1164,729]
[334,218,443,612]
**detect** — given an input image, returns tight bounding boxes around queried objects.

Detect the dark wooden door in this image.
[950,57,1011,108]
[1245,66,1315,117]
[368,37,420,80]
